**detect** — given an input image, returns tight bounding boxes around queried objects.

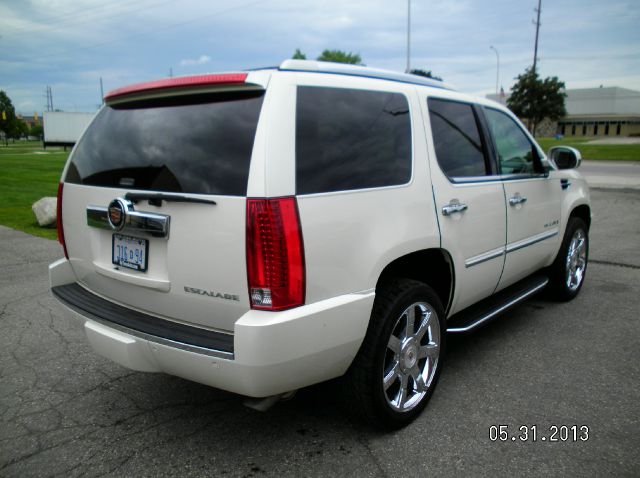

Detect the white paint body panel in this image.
[497,176,561,291]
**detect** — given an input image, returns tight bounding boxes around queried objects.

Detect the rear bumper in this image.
[49,258,374,397]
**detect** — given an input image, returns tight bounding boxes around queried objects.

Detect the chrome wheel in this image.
[383,302,440,412]
[566,229,587,292]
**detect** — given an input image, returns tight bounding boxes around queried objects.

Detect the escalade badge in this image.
[107,199,127,230]
[184,286,240,302]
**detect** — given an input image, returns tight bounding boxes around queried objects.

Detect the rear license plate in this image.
[112,234,148,271]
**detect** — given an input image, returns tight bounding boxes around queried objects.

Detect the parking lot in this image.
[1,187,638,477]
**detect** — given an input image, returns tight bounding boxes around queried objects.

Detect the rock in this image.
[32,197,58,228]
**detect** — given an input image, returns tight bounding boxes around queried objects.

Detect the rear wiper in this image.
[125,192,217,207]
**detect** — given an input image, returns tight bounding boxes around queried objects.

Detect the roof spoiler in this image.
[104,73,262,104]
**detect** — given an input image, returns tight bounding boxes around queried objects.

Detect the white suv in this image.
[50,60,591,428]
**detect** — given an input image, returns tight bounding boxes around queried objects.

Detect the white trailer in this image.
[43,112,95,148]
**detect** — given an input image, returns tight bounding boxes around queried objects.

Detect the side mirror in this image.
[548,146,582,170]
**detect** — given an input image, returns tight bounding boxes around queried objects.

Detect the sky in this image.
[1,0,639,115]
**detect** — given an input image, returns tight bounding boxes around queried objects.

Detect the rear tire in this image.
[345,279,445,429]
[547,217,589,301]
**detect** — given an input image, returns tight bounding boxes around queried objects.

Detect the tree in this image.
[30,124,44,140]
[507,67,567,136]
[292,48,307,60]
[410,69,442,81]
[0,90,18,146]
[316,49,363,65]
[16,119,30,139]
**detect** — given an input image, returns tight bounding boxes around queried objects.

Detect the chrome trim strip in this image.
[506,229,558,254]
[465,247,505,268]
[449,173,550,186]
[354,288,376,296]
[87,206,110,229]
[465,229,559,268]
[87,205,170,238]
[447,278,549,333]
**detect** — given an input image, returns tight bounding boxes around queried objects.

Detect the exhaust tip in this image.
[243,391,297,412]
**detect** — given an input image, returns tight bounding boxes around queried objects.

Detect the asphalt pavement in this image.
[1,188,639,477]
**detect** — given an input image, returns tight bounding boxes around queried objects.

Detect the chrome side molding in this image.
[505,229,558,254]
[465,229,559,268]
[465,247,505,268]
[87,206,170,238]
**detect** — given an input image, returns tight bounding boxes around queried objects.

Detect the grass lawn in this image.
[535,137,640,161]
[0,141,68,240]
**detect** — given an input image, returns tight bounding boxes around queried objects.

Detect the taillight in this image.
[246,197,305,311]
[57,182,68,259]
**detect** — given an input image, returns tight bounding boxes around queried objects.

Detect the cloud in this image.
[1,0,639,114]
[179,55,211,67]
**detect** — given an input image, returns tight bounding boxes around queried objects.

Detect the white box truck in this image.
[43,112,95,148]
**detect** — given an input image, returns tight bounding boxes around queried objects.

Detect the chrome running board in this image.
[446,274,549,333]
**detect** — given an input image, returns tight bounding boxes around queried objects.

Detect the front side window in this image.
[485,108,539,175]
[428,98,488,178]
[296,86,411,194]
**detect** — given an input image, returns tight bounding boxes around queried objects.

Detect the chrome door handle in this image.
[509,194,527,206]
[442,201,468,216]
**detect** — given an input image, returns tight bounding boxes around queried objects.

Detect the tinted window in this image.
[66,91,264,196]
[296,86,411,194]
[428,99,488,178]
[485,108,539,175]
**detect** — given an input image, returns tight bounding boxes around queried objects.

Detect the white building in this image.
[487,87,640,137]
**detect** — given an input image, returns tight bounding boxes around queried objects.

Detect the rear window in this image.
[296,86,411,195]
[65,91,264,196]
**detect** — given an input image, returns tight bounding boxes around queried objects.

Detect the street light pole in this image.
[406,0,411,73]
[490,45,500,96]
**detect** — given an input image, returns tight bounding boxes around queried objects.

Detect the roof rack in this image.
[279,59,454,91]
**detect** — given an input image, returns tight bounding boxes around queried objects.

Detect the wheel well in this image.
[376,249,454,313]
[570,204,591,230]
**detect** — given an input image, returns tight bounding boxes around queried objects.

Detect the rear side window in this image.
[428,98,488,178]
[65,91,264,196]
[484,108,539,175]
[296,86,411,195]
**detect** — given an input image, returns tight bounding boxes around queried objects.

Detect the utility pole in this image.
[532,0,542,74]
[45,86,53,111]
[405,0,411,73]
[99,77,104,105]
[490,45,500,95]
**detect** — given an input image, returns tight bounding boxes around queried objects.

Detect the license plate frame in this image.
[112,234,148,272]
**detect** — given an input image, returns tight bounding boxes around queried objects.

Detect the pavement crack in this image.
[590,259,640,270]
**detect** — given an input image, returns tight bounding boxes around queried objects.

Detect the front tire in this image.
[346,279,446,429]
[547,217,589,301]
